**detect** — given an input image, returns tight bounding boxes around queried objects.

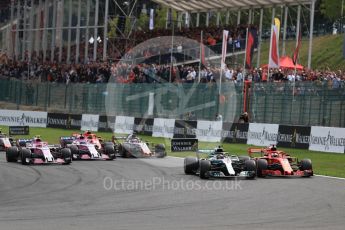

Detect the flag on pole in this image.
[221,30,229,70]
[201,43,206,66]
[185,12,190,27]
[149,9,154,30]
[245,28,257,69]
[274,18,281,40]
[268,25,280,68]
[292,26,302,65]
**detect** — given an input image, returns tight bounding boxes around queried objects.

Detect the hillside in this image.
[257,34,345,71]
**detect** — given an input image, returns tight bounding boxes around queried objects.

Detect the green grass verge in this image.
[236,34,345,71]
[1,125,344,178]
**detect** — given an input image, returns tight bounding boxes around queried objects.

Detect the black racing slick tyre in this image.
[199,160,211,179]
[61,148,72,164]
[6,146,19,162]
[69,145,79,160]
[257,159,268,178]
[300,159,312,171]
[104,145,116,160]
[20,149,31,165]
[239,155,251,162]
[244,159,257,179]
[155,144,166,158]
[184,157,199,175]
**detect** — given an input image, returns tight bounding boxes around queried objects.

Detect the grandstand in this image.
[0,0,316,66]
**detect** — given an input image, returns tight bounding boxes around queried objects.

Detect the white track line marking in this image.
[314,175,345,180]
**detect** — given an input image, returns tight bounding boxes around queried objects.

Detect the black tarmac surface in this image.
[0,155,344,230]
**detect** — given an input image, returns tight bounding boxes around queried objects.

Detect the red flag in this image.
[292,27,302,65]
[269,25,279,68]
[201,42,206,66]
[245,29,257,69]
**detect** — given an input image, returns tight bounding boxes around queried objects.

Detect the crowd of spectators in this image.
[1,58,344,88]
[0,24,344,87]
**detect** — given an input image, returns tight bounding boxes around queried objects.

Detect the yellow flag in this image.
[274,18,280,40]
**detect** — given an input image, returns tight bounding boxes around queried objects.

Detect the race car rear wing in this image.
[247,148,264,157]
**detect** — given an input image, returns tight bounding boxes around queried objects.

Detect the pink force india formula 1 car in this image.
[60,131,116,161]
[6,136,72,165]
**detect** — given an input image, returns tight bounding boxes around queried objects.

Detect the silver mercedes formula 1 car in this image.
[184,146,256,179]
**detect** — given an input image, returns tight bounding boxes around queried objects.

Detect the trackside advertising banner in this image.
[196,120,222,142]
[152,118,175,138]
[114,116,135,134]
[222,123,249,143]
[173,120,197,138]
[309,126,345,153]
[47,113,82,130]
[0,109,47,128]
[134,118,154,136]
[247,123,279,146]
[277,125,311,149]
[98,116,115,132]
[81,114,100,132]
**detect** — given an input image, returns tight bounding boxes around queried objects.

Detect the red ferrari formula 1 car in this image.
[248,145,313,177]
[6,136,72,165]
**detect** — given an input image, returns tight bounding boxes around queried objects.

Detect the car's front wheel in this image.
[184,157,199,175]
[199,160,211,179]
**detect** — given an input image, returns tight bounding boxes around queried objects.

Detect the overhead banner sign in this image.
[195,120,222,142]
[277,125,311,149]
[81,114,100,132]
[222,123,249,143]
[114,116,135,134]
[171,138,198,152]
[0,109,47,128]
[152,118,175,138]
[309,126,345,153]
[247,123,279,146]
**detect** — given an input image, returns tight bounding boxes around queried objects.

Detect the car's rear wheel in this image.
[239,155,250,162]
[61,148,72,164]
[6,146,19,162]
[20,149,31,165]
[257,159,268,177]
[199,160,211,179]
[244,159,256,179]
[184,157,199,175]
[104,145,116,160]
[155,144,166,158]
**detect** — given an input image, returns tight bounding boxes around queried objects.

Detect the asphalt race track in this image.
[0,154,344,230]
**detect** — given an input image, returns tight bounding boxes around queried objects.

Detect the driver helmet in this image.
[216,153,225,159]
